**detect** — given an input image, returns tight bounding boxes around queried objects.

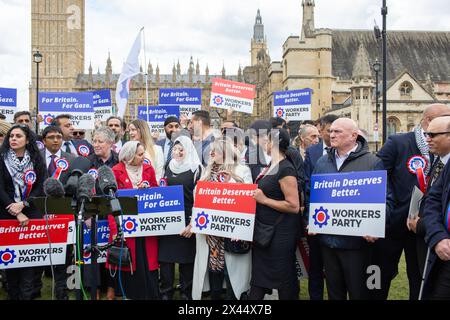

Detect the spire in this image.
[148,60,153,76]
[155,64,160,83]
[88,61,93,75]
[205,64,210,82]
[352,42,372,82]
[105,52,112,76]
[253,9,264,43]
[177,59,181,75]
[237,65,242,82]
[221,63,226,78]
[196,59,200,76]
[172,63,177,82]
[88,61,93,85]
[301,0,315,39]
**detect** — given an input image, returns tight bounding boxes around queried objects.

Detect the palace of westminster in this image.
[30,0,449,146]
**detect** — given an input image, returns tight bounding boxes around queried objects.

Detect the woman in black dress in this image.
[250,128,301,300]
[0,124,46,300]
[159,136,202,300]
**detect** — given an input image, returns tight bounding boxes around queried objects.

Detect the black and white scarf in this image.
[414,125,432,175]
[4,149,33,202]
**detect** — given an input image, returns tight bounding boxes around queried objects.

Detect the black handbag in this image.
[253,215,284,248]
[107,245,132,268]
[224,238,251,254]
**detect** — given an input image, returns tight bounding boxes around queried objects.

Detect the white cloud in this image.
[0,0,448,112]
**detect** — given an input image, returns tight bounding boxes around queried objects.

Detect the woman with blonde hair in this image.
[128,119,164,182]
[192,137,253,300]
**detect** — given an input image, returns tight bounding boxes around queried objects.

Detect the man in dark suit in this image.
[421,152,450,299]
[52,114,94,157]
[156,116,181,165]
[303,114,339,300]
[376,103,450,300]
[38,125,77,300]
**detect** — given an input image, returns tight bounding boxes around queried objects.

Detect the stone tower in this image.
[30,0,85,112]
[250,9,268,66]
[301,0,315,39]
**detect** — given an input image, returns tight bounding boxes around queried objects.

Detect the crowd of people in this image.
[1,102,450,300]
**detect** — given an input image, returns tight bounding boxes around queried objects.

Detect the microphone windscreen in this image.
[43,178,65,198]
[77,174,96,201]
[98,165,118,194]
[69,156,92,176]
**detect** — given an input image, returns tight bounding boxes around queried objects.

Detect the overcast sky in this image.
[0,0,449,110]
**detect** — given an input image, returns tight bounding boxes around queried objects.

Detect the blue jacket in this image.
[377,132,434,238]
[421,161,450,296]
[312,136,385,249]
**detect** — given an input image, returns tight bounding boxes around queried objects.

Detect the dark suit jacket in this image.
[377,131,434,238]
[420,160,450,296]
[304,141,325,179]
[40,149,77,185]
[71,139,94,157]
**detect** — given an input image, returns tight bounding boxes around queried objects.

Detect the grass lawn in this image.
[0,254,410,300]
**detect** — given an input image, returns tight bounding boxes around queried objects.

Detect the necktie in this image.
[64,141,71,154]
[48,154,57,177]
[430,159,445,186]
[166,141,174,165]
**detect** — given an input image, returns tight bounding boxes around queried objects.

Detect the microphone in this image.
[77,174,96,202]
[43,178,65,198]
[97,165,121,214]
[64,156,92,196]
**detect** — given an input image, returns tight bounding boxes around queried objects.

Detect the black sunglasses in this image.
[73,131,85,136]
[424,131,450,138]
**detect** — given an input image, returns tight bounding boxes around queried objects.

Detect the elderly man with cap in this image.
[157,116,181,166]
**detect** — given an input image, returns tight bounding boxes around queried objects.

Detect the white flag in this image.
[115,28,143,118]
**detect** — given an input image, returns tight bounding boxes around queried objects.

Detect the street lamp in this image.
[373,59,381,152]
[33,50,43,134]
[381,0,388,144]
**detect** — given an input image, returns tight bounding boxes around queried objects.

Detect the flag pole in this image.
[142,27,149,123]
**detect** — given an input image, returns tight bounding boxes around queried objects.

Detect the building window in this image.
[400,81,413,98]
[363,89,369,100]
[387,117,401,136]
[318,82,321,89]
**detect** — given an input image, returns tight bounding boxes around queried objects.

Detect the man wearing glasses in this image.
[375,103,450,300]
[72,128,85,140]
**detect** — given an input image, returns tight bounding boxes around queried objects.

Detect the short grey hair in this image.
[93,126,115,144]
[119,141,141,163]
[298,124,317,139]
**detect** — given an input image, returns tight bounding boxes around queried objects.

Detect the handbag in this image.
[107,245,132,268]
[253,215,284,248]
[224,238,251,254]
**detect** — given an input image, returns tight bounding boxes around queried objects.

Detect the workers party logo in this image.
[36,141,45,150]
[122,217,138,235]
[407,155,427,174]
[77,145,90,157]
[195,212,210,230]
[43,114,55,125]
[24,170,37,184]
[0,249,17,266]
[83,249,92,262]
[276,108,285,118]
[56,158,69,171]
[313,206,330,228]
[88,168,98,180]
[212,95,224,106]
[159,178,167,187]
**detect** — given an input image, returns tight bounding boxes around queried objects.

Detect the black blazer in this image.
[377,131,434,238]
[0,157,47,219]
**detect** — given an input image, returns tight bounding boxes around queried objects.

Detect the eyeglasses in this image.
[73,131,85,136]
[424,131,450,139]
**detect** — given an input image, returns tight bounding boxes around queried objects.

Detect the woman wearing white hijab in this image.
[158,135,203,300]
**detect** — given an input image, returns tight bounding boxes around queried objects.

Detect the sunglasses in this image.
[424,131,450,139]
[73,131,85,136]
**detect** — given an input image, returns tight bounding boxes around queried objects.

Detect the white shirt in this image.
[441,153,450,166]
[45,149,62,168]
[63,140,77,156]
[335,144,358,171]
[322,142,330,156]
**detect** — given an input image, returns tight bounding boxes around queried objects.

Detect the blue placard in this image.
[310,171,387,204]
[92,90,111,107]
[39,92,94,112]
[137,105,180,122]
[82,220,110,244]
[0,88,17,107]
[273,89,311,106]
[159,88,201,105]
[117,186,185,214]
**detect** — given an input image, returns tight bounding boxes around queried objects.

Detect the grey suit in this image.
[40,149,78,185]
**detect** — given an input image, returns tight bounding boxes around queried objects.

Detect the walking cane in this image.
[418,247,430,300]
